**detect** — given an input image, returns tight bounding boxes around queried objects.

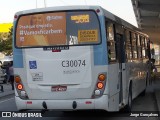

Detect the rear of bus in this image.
[14,6,109,111]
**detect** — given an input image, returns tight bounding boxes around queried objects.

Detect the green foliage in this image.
[0,26,13,55]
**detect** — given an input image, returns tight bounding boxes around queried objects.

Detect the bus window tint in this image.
[15,11,101,48]
[67,11,101,45]
[141,37,146,58]
[132,33,138,59]
[137,35,142,59]
[125,30,132,61]
[106,23,116,63]
[145,38,149,58]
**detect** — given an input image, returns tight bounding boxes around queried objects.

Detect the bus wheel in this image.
[140,89,146,96]
[140,74,148,96]
[126,84,132,112]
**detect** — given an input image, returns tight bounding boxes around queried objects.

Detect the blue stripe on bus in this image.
[13,48,24,68]
[93,15,108,65]
[13,22,24,68]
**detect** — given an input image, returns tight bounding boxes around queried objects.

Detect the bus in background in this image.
[13,6,151,112]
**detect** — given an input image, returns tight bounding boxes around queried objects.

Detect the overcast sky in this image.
[0,0,137,27]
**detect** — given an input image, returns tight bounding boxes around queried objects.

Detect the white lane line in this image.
[0,98,14,104]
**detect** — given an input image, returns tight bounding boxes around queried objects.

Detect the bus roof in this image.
[14,5,148,37]
[101,8,148,37]
[15,5,100,15]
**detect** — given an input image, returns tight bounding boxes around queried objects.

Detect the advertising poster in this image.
[16,12,66,47]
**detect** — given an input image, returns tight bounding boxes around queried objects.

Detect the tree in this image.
[0,26,13,55]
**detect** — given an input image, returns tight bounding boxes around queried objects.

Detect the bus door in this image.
[106,22,122,110]
[116,33,125,104]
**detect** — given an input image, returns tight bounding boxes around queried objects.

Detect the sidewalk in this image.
[0,83,14,98]
[153,78,160,112]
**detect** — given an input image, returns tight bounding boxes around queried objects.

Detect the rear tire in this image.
[140,89,146,96]
[140,74,148,96]
[125,83,132,112]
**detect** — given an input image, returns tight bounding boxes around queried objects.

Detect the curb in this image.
[153,90,160,120]
[154,90,160,111]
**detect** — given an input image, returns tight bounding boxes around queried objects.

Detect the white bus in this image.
[13,6,151,112]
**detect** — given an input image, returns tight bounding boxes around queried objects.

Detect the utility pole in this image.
[36,0,37,8]
[44,0,46,8]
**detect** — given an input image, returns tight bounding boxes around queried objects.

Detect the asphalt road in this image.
[0,88,159,120]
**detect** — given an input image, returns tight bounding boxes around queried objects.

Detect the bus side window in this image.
[132,33,138,60]
[137,34,142,59]
[125,30,132,62]
[145,37,149,59]
[141,37,146,59]
[140,36,143,59]
[106,23,116,63]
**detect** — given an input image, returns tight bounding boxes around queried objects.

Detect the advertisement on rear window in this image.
[16,12,66,47]
[16,11,100,47]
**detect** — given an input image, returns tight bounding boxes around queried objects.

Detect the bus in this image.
[13,6,151,112]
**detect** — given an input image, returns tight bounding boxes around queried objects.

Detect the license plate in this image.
[51,85,67,92]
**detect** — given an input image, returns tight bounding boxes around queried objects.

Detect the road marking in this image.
[0,98,14,104]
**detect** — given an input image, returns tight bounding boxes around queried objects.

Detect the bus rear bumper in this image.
[15,95,109,111]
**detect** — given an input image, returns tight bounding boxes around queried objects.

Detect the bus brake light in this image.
[17,84,23,90]
[97,82,104,89]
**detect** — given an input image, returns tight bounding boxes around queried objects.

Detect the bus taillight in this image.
[15,76,21,83]
[14,75,29,99]
[97,82,104,89]
[92,73,107,98]
[17,83,23,90]
[98,74,106,81]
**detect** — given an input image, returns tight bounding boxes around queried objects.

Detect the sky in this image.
[0,0,138,27]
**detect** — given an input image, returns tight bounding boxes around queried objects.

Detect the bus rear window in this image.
[15,11,101,48]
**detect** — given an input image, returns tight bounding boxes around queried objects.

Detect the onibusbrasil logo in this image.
[2,112,42,118]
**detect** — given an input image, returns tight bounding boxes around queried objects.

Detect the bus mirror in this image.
[151,48,155,55]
